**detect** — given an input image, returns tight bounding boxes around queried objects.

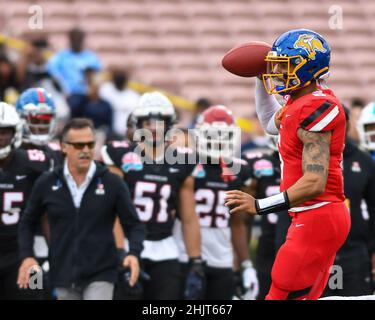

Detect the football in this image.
[222,41,272,77]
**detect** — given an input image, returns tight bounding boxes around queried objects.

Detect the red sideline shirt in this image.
[278,88,346,210]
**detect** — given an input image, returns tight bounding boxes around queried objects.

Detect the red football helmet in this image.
[195,105,240,160]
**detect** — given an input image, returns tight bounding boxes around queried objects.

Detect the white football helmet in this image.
[130,91,176,129]
[357,102,375,151]
[195,105,240,160]
[0,102,23,159]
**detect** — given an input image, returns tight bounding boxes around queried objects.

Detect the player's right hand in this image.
[17,257,41,289]
[241,260,259,300]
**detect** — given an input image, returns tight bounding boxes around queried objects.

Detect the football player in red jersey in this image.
[225,29,351,300]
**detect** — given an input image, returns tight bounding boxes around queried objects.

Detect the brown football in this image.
[222,41,272,77]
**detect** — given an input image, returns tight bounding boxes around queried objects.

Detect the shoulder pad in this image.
[176,146,194,154]
[48,141,61,151]
[243,151,264,160]
[232,157,249,166]
[111,140,131,149]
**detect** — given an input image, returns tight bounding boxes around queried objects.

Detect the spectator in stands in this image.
[82,68,113,133]
[188,97,212,129]
[0,54,19,103]
[47,28,102,118]
[17,35,70,122]
[348,98,366,145]
[99,67,140,139]
[17,36,52,89]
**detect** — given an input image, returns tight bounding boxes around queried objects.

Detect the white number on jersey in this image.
[1,192,23,225]
[27,149,46,162]
[134,181,171,223]
[195,189,229,228]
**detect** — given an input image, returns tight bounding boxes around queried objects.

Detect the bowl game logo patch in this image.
[121,152,143,173]
[253,159,274,177]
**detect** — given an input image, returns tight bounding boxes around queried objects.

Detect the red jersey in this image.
[278,88,346,211]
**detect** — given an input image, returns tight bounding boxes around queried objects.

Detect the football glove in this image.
[184,257,206,300]
[241,259,259,300]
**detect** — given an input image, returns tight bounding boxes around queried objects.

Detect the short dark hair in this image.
[351,98,365,109]
[61,118,95,142]
[342,104,350,122]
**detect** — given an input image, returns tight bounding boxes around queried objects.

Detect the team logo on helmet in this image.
[294,34,327,59]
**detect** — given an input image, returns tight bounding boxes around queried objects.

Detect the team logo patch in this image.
[294,34,327,59]
[121,152,143,173]
[351,161,361,173]
[253,159,274,178]
[95,183,105,195]
[192,163,206,178]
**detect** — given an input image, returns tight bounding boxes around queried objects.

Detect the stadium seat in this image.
[5,0,374,119]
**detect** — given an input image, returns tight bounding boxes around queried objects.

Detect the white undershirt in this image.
[63,161,96,208]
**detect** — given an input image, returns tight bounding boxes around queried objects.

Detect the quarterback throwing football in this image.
[225,29,351,300]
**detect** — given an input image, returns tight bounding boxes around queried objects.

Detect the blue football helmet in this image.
[16,87,56,146]
[263,29,331,96]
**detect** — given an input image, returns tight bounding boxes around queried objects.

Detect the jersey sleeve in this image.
[101,141,131,168]
[174,147,196,180]
[242,151,272,180]
[238,160,253,187]
[26,149,51,174]
[298,98,345,133]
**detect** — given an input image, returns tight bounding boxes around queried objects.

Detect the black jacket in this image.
[339,138,375,256]
[18,161,145,288]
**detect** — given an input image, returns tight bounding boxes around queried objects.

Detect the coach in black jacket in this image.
[17,119,145,300]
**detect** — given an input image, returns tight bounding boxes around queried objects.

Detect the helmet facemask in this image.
[196,123,240,162]
[132,114,175,148]
[263,52,308,96]
[360,122,375,151]
[0,125,23,160]
[23,112,56,146]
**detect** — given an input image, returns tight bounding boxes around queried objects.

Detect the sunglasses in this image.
[64,141,96,150]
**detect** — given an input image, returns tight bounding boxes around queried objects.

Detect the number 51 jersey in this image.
[102,141,196,242]
[0,149,50,271]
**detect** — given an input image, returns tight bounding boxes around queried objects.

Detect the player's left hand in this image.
[225,190,257,215]
[123,255,140,287]
[184,257,206,300]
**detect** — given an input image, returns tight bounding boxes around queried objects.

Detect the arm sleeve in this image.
[364,160,375,253]
[255,78,281,135]
[114,176,146,257]
[18,175,47,260]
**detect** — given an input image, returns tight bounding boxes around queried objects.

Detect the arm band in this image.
[255,191,290,215]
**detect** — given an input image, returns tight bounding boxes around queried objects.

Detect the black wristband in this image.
[255,191,290,215]
[189,257,203,265]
